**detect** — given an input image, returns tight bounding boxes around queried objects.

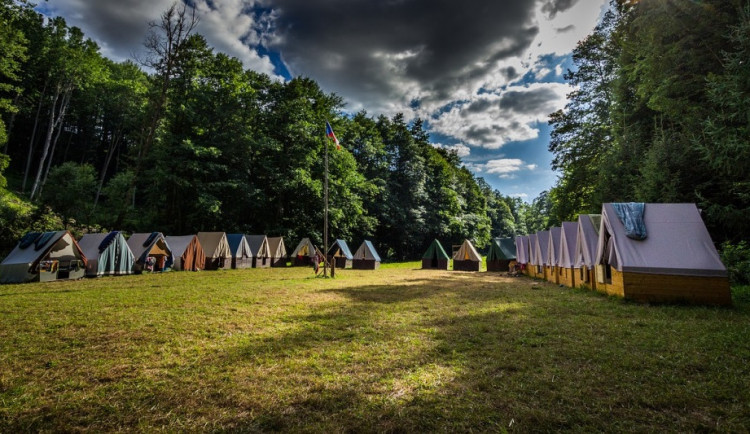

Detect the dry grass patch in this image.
[0,264,748,431]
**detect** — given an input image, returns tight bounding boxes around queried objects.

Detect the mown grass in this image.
[0,264,748,432]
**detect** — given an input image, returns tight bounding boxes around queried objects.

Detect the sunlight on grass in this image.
[0,266,748,431]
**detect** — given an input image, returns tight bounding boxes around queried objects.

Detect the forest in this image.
[0,0,749,274]
[0,0,546,260]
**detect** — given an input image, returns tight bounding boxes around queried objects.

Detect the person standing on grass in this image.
[313,249,321,275]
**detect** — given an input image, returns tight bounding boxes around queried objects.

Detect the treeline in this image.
[547,0,750,243]
[0,1,544,259]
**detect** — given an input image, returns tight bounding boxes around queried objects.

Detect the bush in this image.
[721,241,750,285]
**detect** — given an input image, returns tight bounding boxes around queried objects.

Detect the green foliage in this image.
[0,2,515,260]
[547,0,750,244]
[38,162,96,223]
[721,241,750,285]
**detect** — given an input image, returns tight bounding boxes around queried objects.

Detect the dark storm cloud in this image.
[498,87,561,114]
[42,0,174,60]
[541,0,579,19]
[263,0,540,111]
[556,24,576,33]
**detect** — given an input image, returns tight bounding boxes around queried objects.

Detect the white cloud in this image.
[468,158,537,179]
[432,143,471,158]
[192,0,279,78]
[510,193,529,198]
[429,82,571,149]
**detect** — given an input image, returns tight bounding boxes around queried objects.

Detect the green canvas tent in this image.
[422,239,449,270]
[78,232,135,277]
[487,237,516,272]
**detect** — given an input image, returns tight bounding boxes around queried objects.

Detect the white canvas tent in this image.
[452,239,481,271]
[246,235,271,268]
[574,214,601,288]
[267,236,287,267]
[595,203,731,305]
[515,235,529,265]
[127,232,173,273]
[353,240,381,269]
[0,231,87,283]
[197,232,232,270]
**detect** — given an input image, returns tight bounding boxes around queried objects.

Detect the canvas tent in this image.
[1,231,87,283]
[226,234,253,269]
[533,231,550,279]
[546,227,562,283]
[246,235,271,268]
[353,240,381,270]
[127,232,173,273]
[267,236,287,267]
[515,236,529,266]
[487,237,516,272]
[574,214,601,290]
[197,232,232,270]
[526,233,539,277]
[595,203,731,305]
[452,239,482,272]
[291,238,317,266]
[422,239,450,270]
[165,235,205,271]
[327,239,353,269]
[556,222,578,287]
[78,232,134,277]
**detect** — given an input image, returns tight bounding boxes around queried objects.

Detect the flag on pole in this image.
[325,120,341,150]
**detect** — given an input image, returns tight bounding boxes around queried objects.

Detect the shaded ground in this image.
[0,265,748,432]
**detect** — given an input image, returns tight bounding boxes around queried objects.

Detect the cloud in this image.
[429,82,571,149]
[510,193,529,198]
[541,0,580,19]
[433,143,471,158]
[261,0,541,115]
[469,158,537,179]
[40,0,278,77]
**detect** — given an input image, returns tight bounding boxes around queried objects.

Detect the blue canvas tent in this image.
[327,239,353,268]
[78,232,135,277]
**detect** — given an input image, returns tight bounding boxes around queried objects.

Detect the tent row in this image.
[0,231,383,283]
[421,238,517,272]
[291,238,381,270]
[514,203,731,306]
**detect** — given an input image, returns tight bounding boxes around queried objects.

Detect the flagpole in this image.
[323,121,329,278]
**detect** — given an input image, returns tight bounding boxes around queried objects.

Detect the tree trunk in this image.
[93,128,121,209]
[30,83,71,200]
[22,82,48,193]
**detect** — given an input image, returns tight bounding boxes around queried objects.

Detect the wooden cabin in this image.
[595,203,731,306]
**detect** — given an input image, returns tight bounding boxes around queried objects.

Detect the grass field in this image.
[1,264,749,432]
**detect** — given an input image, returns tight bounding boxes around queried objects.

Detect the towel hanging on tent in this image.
[611,202,647,240]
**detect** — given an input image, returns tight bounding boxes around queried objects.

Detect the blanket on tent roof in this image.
[612,202,647,240]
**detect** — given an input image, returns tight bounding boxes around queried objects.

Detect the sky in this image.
[37,0,609,201]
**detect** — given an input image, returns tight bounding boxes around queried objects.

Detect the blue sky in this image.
[39,0,609,201]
